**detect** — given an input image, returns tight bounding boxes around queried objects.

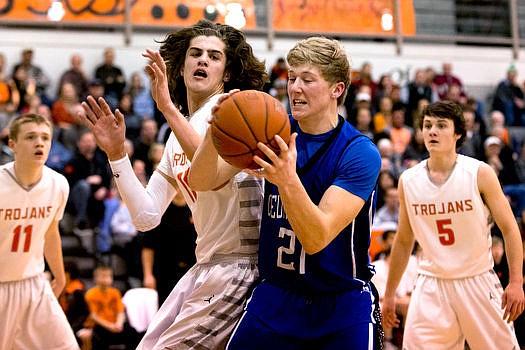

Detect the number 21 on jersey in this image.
[277,227,306,274]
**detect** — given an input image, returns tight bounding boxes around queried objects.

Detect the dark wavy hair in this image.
[158,20,268,116]
[418,100,467,148]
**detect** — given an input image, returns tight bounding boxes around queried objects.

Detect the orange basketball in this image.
[211,90,291,169]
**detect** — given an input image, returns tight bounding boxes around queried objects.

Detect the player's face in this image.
[183,35,228,100]
[9,122,51,166]
[421,116,460,153]
[287,64,334,122]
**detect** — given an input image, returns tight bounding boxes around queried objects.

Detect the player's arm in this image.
[44,219,67,297]
[143,49,202,160]
[478,163,525,322]
[188,126,240,191]
[246,134,370,255]
[383,177,415,328]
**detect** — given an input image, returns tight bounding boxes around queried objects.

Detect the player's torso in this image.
[160,96,263,263]
[0,164,68,281]
[259,122,376,293]
[402,155,492,278]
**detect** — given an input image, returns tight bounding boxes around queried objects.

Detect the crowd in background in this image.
[1,46,525,349]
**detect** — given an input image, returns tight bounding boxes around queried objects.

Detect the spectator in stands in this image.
[402,127,428,168]
[374,95,393,135]
[353,106,374,139]
[492,64,525,126]
[374,73,397,112]
[94,48,126,109]
[265,56,288,93]
[403,68,435,128]
[433,61,467,102]
[142,190,197,306]
[132,119,158,176]
[39,103,72,173]
[59,260,89,344]
[373,186,400,227]
[126,71,155,122]
[147,142,164,173]
[492,235,510,288]
[460,107,484,160]
[270,77,291,114]
[64,130,112,232]
[0,52,20,116]
[79,266,139,350]
[389,103,413,156]
[57,54,89,100]
[12,64,36,113]
[11,48,52,106]
[117,92,142,142]
[52,81,86,152]
[482,135,519,186]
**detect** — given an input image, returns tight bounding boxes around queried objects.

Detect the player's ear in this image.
[331,82,345,99]
[223,72,230,82]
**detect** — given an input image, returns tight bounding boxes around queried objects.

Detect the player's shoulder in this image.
[43,165,69,188]
[400,159,427,181]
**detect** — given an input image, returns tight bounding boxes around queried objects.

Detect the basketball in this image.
[211,90,291,169]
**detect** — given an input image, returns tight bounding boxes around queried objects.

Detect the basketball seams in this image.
[211,90,290,169]
[231,93,260,146]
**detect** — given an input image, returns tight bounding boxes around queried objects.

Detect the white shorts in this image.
[0,273,79,350]
[137,254,258,350]
[403,271,520,350]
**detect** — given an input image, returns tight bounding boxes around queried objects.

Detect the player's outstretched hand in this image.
[501,281,525,322]
[143,49,173,114]
[382,295,400,329]
[80,95,126,161]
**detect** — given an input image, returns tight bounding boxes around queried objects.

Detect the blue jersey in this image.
[258,116,381,294]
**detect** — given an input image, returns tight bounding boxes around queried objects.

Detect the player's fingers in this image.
[273,134,289,151]
[81,99,99,124]
[98,97,114,116]
[257,142,279,163]
[85,95,104,117]
[115,109,125,125]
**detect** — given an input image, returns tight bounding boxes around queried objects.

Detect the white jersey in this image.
[156,95,263,264]
[401,154,492,278]
[0,163,69,282]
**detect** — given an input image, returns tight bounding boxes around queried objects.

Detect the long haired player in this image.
[80,20,268,349]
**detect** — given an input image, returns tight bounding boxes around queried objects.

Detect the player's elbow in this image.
[133,211,162,232]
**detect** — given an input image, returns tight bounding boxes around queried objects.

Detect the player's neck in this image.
[427,152,458,172]
[13,161,43,188]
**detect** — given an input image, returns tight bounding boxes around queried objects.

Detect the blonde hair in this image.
[8,113,52,141]
[287,36,351,105]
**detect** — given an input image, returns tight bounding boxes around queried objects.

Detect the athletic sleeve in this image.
[334,137,381,200]
[109,155,176,231]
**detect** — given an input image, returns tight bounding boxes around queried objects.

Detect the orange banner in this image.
[0,0,415,35]
[274,0,415,35]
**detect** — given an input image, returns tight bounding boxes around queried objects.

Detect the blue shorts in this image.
[227,280,378,350]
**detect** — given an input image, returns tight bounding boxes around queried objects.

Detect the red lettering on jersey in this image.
[173,153,187,166]
[421,204,429,215]
[465,199,473,211]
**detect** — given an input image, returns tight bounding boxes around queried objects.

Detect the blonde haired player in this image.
[0,113,79,349]
[383,100,524,349]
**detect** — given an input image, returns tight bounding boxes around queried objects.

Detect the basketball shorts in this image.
[136,254,258,350]
[403,271,520,350]
[226,280,379,350]
[0,273,79,350]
